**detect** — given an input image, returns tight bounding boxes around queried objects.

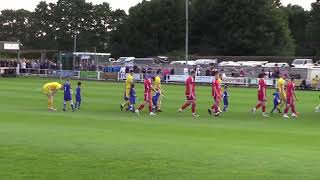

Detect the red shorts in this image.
[186,95,195,101]
[286,96,294,105]
[258,94,265,102]
[144,93,151,102]
[213,96,220,102]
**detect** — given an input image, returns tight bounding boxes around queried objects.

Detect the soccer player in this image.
[63,79,75,112]
[283,77,298,118]
[278,74,287,111]
[154,71,164,112]
[208,73,222,116]
[120,70,134,111]
[128,84,137,112]
[178,71,199,117]
[252,73,269,117]
[135,77,156,116]
[270,88,281,114]
[222,85,229,112]
[42,82,63,111]
[152,91,161,113]
[75,82,82,109]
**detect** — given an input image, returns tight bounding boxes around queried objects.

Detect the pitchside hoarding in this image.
[0,42,20,50]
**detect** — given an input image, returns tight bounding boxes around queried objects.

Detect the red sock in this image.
[262,105,266,113]
[211,104,215,110]
[284,106,289,114]
[138,104,145,111]
[292,105,296,114]
[181,103,190,110]
[255,103,262,109]
[148,102,152,112]
[192,102,196,113]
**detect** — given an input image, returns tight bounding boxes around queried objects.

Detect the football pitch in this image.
[1,77,320,179]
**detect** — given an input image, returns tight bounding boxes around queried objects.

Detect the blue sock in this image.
[223,105,228,112]
[71,104,75,111]
[78,101,81,109]
[75,102,78,109]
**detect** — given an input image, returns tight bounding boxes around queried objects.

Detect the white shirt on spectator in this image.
[21,61,26,69]
[184,67,189,75]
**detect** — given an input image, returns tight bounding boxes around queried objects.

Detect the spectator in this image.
[196,65,201,76]
[21,60,26,73]
[205,69,211,76]
[170,68,175,75]
[183,67,189,75]
[312,75,320,90]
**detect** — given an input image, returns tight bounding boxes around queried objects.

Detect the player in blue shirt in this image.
[63,79,75,112]
[75,82,82,109]
[128,84,136,112]
[222,85,229,112]
[270,88,281,114]
[152,91,161,112]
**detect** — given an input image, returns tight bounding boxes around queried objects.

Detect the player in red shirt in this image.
[178,71,199,117]
[252,73,269,117]
[283,77,298,118]
[135,77,156,116]
[208,73,221,116]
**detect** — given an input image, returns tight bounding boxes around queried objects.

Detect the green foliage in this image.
[111,0,185,57]
[0,0,318,57]
[111,0,296,57]
[283,4,315,56]
[307,0,320,57]
[0,0,126,52]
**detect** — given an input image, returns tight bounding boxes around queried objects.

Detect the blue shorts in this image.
[152,97,160,106]
[64,95,72,101]
[130,97,136,104]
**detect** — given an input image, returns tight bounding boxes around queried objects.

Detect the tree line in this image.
[0,0,319,58]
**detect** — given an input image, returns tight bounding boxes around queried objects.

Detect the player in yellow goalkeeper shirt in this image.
[120,70,134,111]
[42,82,63,111]
[154,71,164,112]
[277,74,287,111]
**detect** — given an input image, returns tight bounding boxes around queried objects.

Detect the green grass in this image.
[0,77,319,180]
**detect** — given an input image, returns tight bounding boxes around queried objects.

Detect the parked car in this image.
[262,62,289,68]
[237,61,268,67]
[218,61,241,67]
[170,61,196,66]
[116,57,135,64]
[291,59,314,67]
[195,59,217,65]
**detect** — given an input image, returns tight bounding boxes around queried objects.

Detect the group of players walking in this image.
[119,69,315,119]
[120,70,164,116]
[41,70,319,118]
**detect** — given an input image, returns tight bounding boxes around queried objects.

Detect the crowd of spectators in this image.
[0,58,60,70]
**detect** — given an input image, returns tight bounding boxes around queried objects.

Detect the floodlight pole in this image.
[59,51,62,80]
[185,0,189,64]
[73,34,77,70]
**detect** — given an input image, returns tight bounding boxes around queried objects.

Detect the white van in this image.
[292,59,314,67]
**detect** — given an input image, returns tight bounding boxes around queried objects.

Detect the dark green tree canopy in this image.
[0,0,318,57]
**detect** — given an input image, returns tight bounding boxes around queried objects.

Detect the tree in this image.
[29,1,58,50]
[282,5,314,56]
[111,0,185,57]
[307,0,320,57]
[190,0,295,56]
[0,9,32,46]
